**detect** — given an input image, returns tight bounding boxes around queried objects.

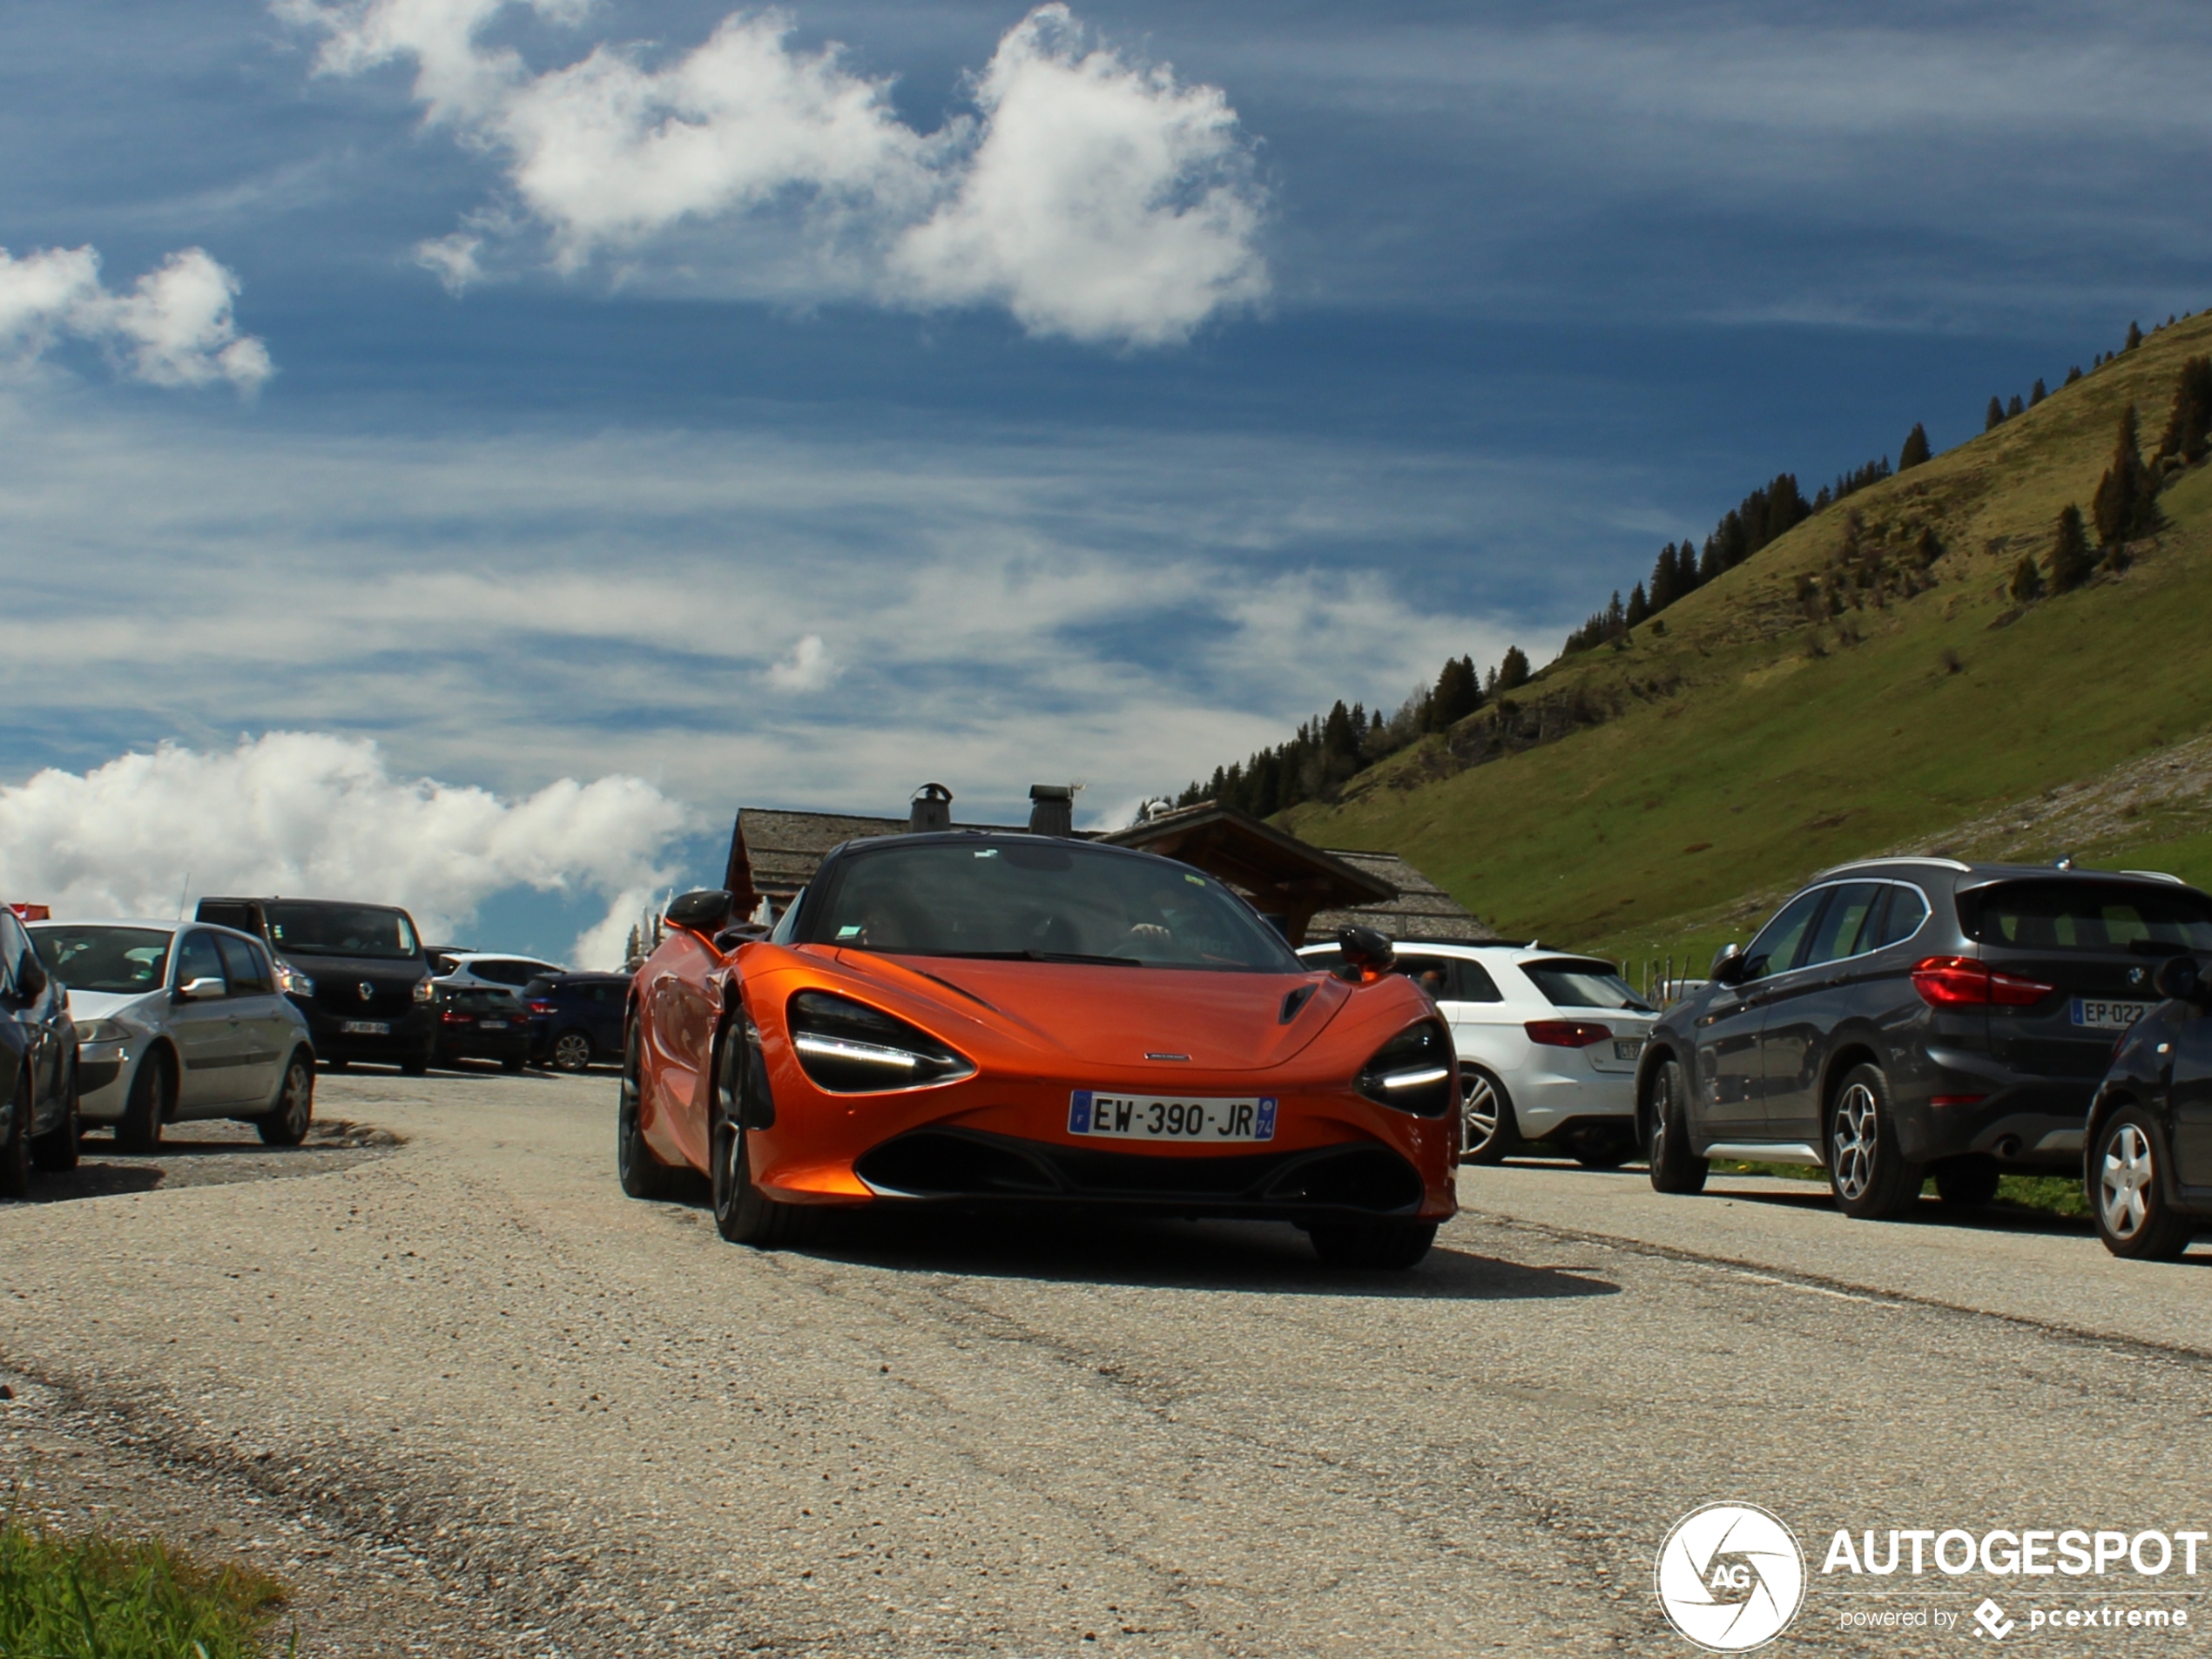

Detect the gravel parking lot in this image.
[6,1069,2212,1656]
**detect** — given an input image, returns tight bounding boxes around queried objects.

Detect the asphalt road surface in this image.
[7,1069,2212,1656]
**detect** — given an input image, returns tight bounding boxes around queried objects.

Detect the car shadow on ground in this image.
[14,1122,401,1205]
[717,1204,1622,1302]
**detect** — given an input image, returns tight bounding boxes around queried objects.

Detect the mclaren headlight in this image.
[787,992,976,1095]
[1355,1019,1456,1116]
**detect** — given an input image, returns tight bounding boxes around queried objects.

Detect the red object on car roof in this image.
[5,902,51,921]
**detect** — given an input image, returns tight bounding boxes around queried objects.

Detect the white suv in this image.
[431,952,567,993]
[1298,940,1657,1166]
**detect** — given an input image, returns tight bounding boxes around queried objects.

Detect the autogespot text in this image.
[1823,1528,2208,1578]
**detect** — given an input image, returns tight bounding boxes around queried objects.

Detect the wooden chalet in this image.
[718,787,1487,948]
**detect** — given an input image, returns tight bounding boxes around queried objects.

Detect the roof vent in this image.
[909,783,954,833]
[1028,783,1076,838]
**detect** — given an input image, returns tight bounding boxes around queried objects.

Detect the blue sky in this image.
[3,0,2209,961]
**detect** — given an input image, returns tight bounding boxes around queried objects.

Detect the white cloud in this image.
[765,632,838,691]
[0,245,273,393]
[280,0,1267,345]
[414,230,486,293]
[0,733,694,969]
[0,395,1551,829]
[890,6,1266,347]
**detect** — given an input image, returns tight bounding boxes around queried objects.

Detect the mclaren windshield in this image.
[805,838,1305,973]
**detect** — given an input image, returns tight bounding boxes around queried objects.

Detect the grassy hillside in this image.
[1284,312,2212,979]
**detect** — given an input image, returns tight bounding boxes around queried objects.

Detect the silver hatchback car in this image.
[29,920,316,1152]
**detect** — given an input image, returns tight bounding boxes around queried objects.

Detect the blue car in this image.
[524,973,628,1072]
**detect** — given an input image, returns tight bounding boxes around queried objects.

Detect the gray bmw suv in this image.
[1638,858,2212,1218]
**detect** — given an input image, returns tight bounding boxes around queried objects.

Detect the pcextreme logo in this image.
[1656,1502,1808,1652]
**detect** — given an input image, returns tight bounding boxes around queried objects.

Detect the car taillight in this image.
[1910,956,2054,1008]
[1525,1020,1612,1048]
[441,1009,470,1024]
[528,1000,554,1015]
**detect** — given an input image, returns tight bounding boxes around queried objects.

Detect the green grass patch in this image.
[1993,1174,2092,1220]
[1280,313,2212,974]
[1717,1160,1826,1183]
[0,1516,291,1657]
[1710,1160,2091,1222]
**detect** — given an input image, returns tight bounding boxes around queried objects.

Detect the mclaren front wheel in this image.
[710,1019,813,1249]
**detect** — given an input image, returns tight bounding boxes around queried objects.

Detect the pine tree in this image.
[2009,554,2044,604]
[2126,320,2144,352]
[2029,378,2048,406]
[2066,365,2083,385]
[2092,403,2162,548]
[2154,355,2212,465]
[1985,396,2006,431]
[1626,582,1649,627]
[2007,393,2025,418]
[1495,646,1531,694]
[1430,656,1481,727]
[2047,504,2094,594]
[1898,423,1932,470]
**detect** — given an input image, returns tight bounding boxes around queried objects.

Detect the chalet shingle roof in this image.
[1307,849,1499,945]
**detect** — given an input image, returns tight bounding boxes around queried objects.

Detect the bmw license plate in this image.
[341,1020,389,1035]
[1069,1091,1276,1143]
[2072,998,2151,1031]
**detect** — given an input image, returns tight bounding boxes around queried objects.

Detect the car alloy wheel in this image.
[257,1054,314,1146]
[1644,1056,1707,1195]
[710,1017,810,1248]
[1831,1082,1880,1204]
[1459,1067,1516,1165]
[0,1075,30,1200]
[1826,1062,1922,1220]
[616,1024,675,1201]
[2100,1123,2155,1238]
[2092,1109,2195,1259]
[552,1031,593,1073]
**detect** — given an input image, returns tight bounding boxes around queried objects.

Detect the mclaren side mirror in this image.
[2155,955,2207,1006]
[176,976,228,1001]
[1710,944,1747,988]
[1339,926,1396,980]
[713,922,770,953]
[664,888,734,934]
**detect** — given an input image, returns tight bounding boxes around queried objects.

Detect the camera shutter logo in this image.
[1655,1502,1805,1651]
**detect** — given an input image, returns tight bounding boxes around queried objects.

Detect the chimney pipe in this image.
[908,783,954,833]
[1028,783,1076,838]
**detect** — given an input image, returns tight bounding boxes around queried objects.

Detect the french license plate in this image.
[479,1018,508,1028]
[2072,998,2151,1031]
[341,1020,389,1036]
[1614,1038,1646,1061]
[1069,1090,1276,1143]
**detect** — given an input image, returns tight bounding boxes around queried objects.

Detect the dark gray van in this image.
[196,896,437,1074]
[1638,858,2212,1218]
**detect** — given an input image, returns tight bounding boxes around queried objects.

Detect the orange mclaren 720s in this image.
[618,826,1459,1267]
